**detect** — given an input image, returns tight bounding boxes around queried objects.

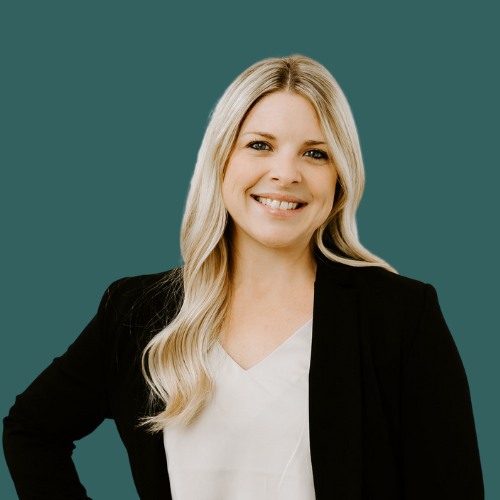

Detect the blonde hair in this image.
[137,54,398,433]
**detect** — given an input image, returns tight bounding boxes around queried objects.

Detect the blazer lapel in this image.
[310,250,362,499]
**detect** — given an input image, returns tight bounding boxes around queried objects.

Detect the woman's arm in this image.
[400,283,484,499]
[2,278,125,500]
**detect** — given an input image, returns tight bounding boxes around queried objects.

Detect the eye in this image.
[305,149,329,160]
[247,140,271,151]
[246,140,329,161]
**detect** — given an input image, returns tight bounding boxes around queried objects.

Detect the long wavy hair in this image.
[137,54,398,433]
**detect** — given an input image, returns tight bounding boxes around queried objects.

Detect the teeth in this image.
[255,196,299,210]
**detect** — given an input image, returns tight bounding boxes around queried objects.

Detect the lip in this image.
[251,194,307,218]
[250,193,307,204]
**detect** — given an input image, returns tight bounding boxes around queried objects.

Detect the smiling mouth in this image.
[251,195,306,211]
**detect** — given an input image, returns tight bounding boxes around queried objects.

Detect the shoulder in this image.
[316,254,439,328]
[105,266,182,301]
[347,265,446,367]
[99,266,184,332]
[350,264,427,296]
[95,267,184,368]
[348,263,433,320]
[348,264,447,354]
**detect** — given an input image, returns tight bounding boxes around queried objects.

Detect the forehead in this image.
[240,92,323,136]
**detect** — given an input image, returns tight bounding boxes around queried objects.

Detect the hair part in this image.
[136,54,398,433]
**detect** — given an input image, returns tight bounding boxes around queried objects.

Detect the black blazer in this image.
[3,251,484,499]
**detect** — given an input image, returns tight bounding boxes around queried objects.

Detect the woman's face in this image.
[222,91,338,254]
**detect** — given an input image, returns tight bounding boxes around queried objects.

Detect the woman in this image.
[3,54,484,499]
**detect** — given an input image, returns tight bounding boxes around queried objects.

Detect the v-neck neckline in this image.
[216,318,313,374]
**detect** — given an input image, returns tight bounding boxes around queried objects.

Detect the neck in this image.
[227,234,318,297]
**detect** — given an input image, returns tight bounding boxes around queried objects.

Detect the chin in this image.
[253,234,300,249]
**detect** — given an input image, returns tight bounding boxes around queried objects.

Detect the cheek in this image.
[222,160,238,196]
[225,156,261,193]
[312,170,337,203]
[222,161,249,210]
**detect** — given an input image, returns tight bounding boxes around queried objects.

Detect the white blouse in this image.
[163,318,316,500]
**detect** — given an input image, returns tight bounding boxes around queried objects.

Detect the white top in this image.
[163,318,316,500]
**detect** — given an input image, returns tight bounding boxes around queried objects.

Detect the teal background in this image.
[1,1,498,498]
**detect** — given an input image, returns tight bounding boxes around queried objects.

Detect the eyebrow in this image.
[241,131,326,146]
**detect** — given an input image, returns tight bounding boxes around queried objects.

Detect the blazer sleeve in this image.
[2,278,125,500]
[400,283,484,499]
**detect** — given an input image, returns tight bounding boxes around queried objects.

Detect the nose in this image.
[268,151,302,186]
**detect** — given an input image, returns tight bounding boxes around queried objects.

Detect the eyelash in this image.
[247,140,329,161]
